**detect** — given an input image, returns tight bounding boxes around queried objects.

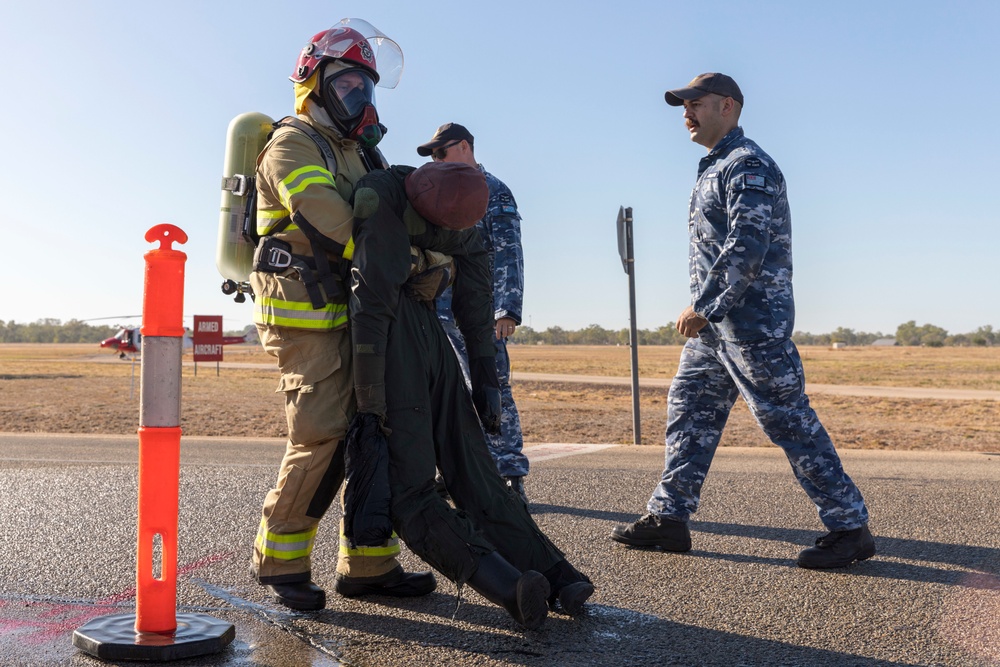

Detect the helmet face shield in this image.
[335,18,403,89]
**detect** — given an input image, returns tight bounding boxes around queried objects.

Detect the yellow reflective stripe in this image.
[256,208,291,236]
[278,165,335,211]
[343,235,354,261]
[255,521,318,561]
[339,533,400,558]
[253,296,347,330]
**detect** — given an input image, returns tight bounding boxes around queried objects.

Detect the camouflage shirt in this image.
[689,127,794,344]
[477,166,524,324]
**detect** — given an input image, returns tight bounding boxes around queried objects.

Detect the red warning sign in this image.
[192,315,224,362]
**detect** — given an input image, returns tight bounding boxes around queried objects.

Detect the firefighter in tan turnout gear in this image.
[250,19,435,611]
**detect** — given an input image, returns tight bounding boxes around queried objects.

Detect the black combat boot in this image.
[797,524,876,569]
[610,513,692,552]
[266,581,326,611]
[467,551,550,630]
[334,566,437,598]
[542,558,594,616]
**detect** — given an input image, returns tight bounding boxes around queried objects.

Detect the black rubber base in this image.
[72,612,235,661]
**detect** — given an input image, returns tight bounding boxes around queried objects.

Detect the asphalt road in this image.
[1,433,998,666]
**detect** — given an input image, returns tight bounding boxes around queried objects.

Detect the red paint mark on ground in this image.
[0,551,236,644]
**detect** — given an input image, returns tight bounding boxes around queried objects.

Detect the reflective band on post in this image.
[139,337,182,427]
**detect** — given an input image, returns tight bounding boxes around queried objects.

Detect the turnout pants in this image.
[648,337,869,531]
[252,326,399,584]
[385,296,563,584]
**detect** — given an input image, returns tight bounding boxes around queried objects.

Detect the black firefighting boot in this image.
[265,581,326,612]
[334,566,437,598]
[610,513,692,552]
[467,551,550,630]
[796,524,876,569]
[542,558,594,616]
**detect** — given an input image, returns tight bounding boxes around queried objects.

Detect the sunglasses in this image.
[431,141,462,161]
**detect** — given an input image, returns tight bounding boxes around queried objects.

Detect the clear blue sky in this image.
[2,1,997,335]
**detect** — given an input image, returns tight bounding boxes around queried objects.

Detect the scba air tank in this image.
[216,111,274,284]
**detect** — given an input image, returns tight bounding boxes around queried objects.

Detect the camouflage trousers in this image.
[439,317,529,478]
[647,337,869,531]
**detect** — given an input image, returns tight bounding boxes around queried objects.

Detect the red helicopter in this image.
[100,325,257,359]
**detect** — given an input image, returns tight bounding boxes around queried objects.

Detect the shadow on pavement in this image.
[533,504,1000,588]
[308,605,926,667]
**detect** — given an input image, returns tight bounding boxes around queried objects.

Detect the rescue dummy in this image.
[248,19,434,612]
[347,161,594,629]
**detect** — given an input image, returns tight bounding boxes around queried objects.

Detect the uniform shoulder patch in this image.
[743,174,767,190]
[744,157,762,168]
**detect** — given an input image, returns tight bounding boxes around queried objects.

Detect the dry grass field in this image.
[1,343,998,452]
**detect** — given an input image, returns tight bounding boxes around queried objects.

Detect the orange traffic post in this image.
[73,224,235,661]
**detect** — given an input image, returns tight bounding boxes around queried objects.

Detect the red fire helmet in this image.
[290,19,402,89]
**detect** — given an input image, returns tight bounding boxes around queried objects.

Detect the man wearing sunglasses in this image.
[417,123,530,504]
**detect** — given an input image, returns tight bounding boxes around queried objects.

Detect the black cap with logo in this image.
[417,122,475,157]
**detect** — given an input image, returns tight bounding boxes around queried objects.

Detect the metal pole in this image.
[624,208,641,445]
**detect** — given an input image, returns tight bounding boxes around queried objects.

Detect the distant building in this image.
[831,342,846,349]
[871,338,897,347]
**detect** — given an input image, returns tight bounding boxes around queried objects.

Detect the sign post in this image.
[617,206,641,445]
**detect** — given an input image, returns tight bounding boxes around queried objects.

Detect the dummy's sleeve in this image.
[450,231,496,361]
[349,188,412,418]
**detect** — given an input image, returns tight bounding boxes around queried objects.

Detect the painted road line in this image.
[524,443,618,462]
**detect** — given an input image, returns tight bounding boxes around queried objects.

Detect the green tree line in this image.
[509,321,997,347]
[2,318,996,347]
[0,319,120,343]
[0,319,251,343]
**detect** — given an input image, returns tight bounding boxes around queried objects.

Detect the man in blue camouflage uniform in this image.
[417,123,530,504]
[611,74,876,569]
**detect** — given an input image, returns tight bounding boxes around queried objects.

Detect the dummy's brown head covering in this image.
[404,162,488,230]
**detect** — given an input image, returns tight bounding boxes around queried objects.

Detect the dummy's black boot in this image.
[334,566,437,598]
[265,581,326,611]
[542,558,594,616]
[467,551,550,630]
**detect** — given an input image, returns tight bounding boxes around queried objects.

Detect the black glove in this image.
[469,356,501,435]
[342,412,393,548]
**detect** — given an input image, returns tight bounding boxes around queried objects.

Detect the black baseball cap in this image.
[417,122,474,157]
[665,73,744,107]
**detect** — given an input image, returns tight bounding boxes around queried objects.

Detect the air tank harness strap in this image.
[253,212,348,309]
